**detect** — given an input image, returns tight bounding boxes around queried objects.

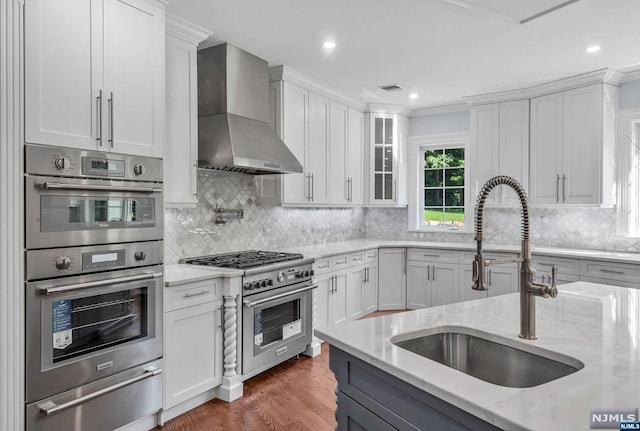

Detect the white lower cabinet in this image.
[346,265,365,320]
[363,261,378,314]
[532,254,580,285]
[164,279,223,411]
[331,272,348,325]
[378,248,406,310]
[459,252,519,299]
[458,268,489,302]
[579,259,640,288]
[406,249,459,309]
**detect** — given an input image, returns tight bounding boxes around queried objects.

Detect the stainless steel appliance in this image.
[182,251,315,379]
[24,144,164,431]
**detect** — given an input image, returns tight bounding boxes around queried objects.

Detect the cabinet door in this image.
[378,248,406,310]
[281,82,309,204]
[498,100,529,205]
[103,0,164,157]
[458,268,489,302]
[346,266,365,320]
[562,84,602,204]
[407,261,429,309]
[307,93,330,204]
[530,93,564,205]
[347,110,364,205]
[370,115,397,204]
[314,275,332,341]
[431,263,459,306]
[363,263,378,315]
[165,300,222,409]
[25,0,102,150]
[470,104,499,204]
[330,102,349,204]
[487,266,519,297]
[165,34,198,208]
[330,273,348,325]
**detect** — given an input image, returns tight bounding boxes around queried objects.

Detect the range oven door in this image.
[242,282,315,377]
[25,266,163,403]
[25,175,163,249]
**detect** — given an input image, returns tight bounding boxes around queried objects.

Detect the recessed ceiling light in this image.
[586,45,601,54]
[409,93,419,99]
[323,41,336,50]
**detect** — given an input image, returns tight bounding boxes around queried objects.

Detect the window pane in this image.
[445,148,464,167]
[384,147,393,172]
[445,168,464,186]
[374,174,383,199]
[384,174,393,199]
[444,208,465,226]
[445,188,464,206]
[424,150,443,168]
[424,170,442,187]
[375,118,383,144]
[384,118,393,144]
[424,189,443,206]
[375,147,383,171]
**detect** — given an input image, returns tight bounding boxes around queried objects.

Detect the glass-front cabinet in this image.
[365,111,408,206]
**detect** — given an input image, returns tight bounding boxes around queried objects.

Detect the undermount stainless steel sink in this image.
[392,328,584,388]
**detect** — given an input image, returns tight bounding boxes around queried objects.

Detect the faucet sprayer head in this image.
[471,254,489,291]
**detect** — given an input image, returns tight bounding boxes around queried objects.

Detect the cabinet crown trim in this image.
[462,67,623,105]
[365,103,411,117]
[166,14,212,45]
[269,65,365,111]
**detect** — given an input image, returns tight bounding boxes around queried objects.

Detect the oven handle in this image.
[39,182,162,193]
[40,367,162,416]
[243,284,317,308]
[41,272,162,295]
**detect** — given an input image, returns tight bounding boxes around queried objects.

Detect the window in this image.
[408,133,470,232]
[423,148,465,226]
[617,111,640,237]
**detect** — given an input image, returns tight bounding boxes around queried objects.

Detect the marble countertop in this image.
[164,264,243,287]
[316,282,640,431]
[277,239,640,264]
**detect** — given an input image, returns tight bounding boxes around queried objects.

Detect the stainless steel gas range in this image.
[182,251,315,379]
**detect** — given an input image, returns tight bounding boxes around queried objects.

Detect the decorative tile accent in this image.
[165,171,640,264]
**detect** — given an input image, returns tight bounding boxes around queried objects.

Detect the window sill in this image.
[407,227,472,234]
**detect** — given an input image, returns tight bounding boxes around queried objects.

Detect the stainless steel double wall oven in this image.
[24,144,164,431]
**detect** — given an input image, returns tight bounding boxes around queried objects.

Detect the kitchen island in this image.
[316,282,640,430]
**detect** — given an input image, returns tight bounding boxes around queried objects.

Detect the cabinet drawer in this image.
[314,258,331,275]
[364,248,378,264]
[349,252,365,266]
[165,279,221,312]
[331,254,350,270]
[580,260,640,283]
[460,251,518,265]
[407,248,458,264]
[532,255,580,276]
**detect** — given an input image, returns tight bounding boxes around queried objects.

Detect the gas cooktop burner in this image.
[182,250,304,269]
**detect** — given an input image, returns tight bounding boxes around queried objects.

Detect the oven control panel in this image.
[26,241,163,281]
[242,263,314,296]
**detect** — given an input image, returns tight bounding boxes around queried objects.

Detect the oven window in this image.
[254,299,301,349]
[51,287,147,363]
[40,196,155,232]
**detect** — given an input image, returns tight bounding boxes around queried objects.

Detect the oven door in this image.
[25,175,163,249]
[26,266,163,403]
[242,282,315,377]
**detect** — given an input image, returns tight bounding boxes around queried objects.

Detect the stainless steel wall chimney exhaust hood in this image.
[197,43,303,175]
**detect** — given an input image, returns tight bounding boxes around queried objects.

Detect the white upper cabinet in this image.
[25,0,165,157]
[470,100,528,206]
[364,110,408,206]
[164,16,210,208]
[259,67,365,207]
[530,83,617,206]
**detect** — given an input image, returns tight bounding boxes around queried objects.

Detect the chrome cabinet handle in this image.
[556,174,560,203]
[40,367,162,416]
[192,163,198,197]
[541,274,546,284]
[41,272,162,295]
[40,182,162,193]
[243,284,317,308]
[184,290,209,298]
[332,275,336,294]
[562,174,567,203]
[217,305,223,330]
[306,174,311,201]
[488,269,492,286]
[423,254,440,258]
[538,262,554,267]
[394,179,397,201]
[599,269,625,275]
[96,90,103,146]
[427,265,430,281]
[310,173,314,202]
[108,92,114,147]
[432,265,436,281]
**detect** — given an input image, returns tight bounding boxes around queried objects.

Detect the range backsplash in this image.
[164,172,640,264]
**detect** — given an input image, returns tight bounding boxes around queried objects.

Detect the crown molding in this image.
[463,68,624,105]
[365,103,411,117]
[410,103,469,117]
[166,14,212,45]
[621,68,640,84]
[269,65,366,111]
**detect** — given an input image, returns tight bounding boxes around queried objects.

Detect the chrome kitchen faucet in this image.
[471,175,558,340]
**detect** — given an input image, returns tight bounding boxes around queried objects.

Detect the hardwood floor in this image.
[160,310,407,431]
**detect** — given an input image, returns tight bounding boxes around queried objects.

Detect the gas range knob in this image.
[133,164,146,176]
[243,282,251,290]
[54,157,70,170]
[134,250,147,261]
[266,278,273,286]
[304,270,310,277]
[260,279,267,287]
[55,256,71,270]
[277,272,285,283]
[250,281,259,290]
[295,271,302,279]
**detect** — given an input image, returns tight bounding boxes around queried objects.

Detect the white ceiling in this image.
[167,0,640,110]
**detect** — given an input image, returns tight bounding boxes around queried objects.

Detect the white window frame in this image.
[407,132,470,232]
[617,110,640,237]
